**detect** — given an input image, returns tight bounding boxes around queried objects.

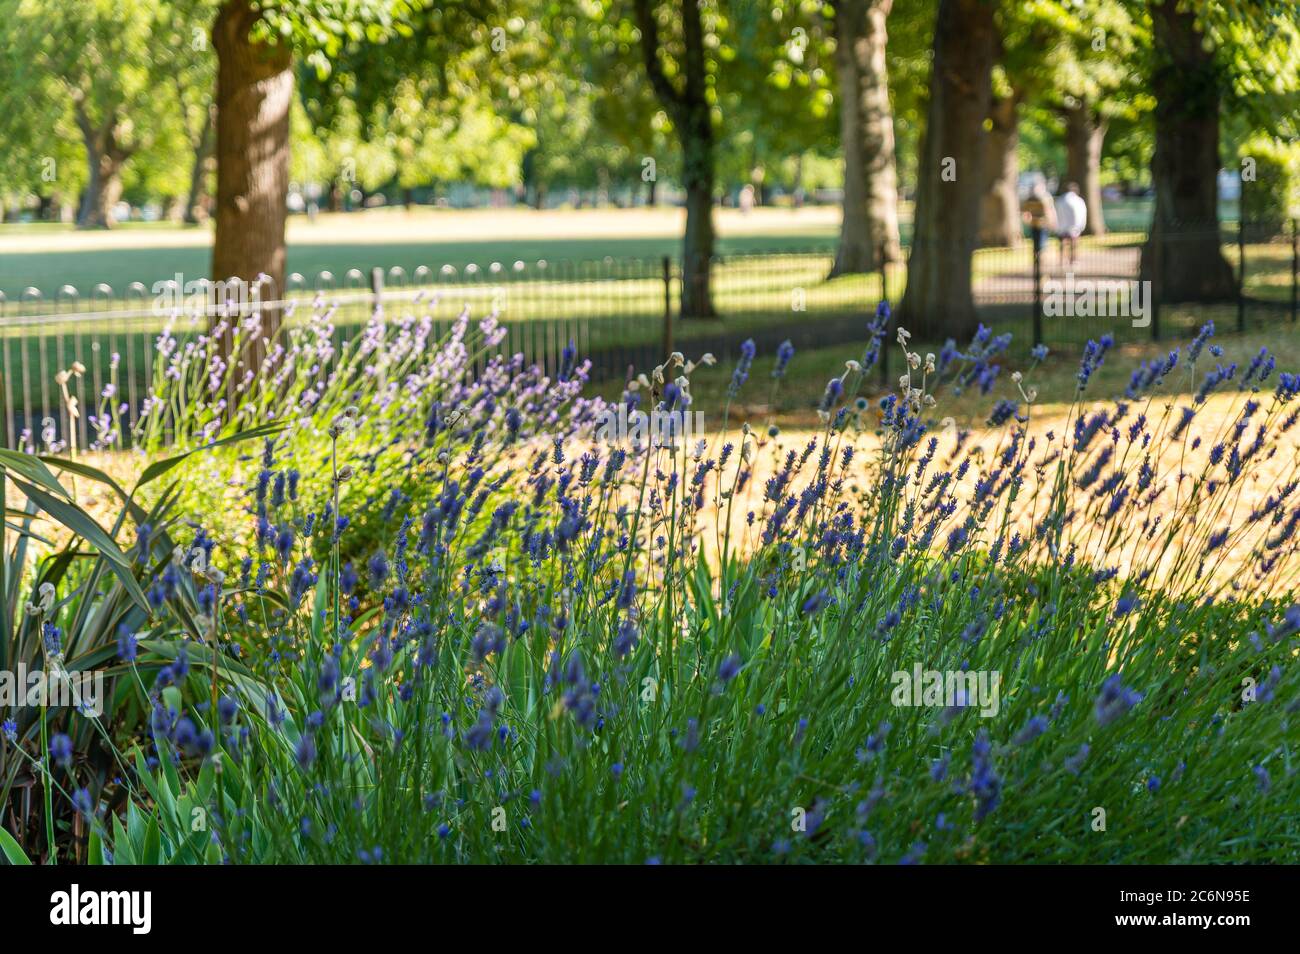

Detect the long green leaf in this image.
[134,422,285,491]
[8,476,150,613]
[0,449,72,499]
[0,825,32,865]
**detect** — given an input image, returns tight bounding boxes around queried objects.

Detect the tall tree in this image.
[976,86,1021,248]
[211,0,294,308]
[898,0,999,338]
[1042,0,1144,237]
[721,2,837,207]
[1138,0,1289,298]
[1062,99,1107,234]
[161,6,219,225]
[829,0,902,275]
[0,0,190,229]
[632,0,717,317]
[210,1,505,326]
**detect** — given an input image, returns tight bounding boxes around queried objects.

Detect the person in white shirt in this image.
[1054,182,1088,267]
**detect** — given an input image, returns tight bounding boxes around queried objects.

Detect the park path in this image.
[973,242,1142,304]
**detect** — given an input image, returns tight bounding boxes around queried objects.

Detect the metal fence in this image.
[0,221,1296,450]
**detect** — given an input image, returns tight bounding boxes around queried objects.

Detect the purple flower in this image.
[729,339,757,396]
[1094,674,1142,726]
[49,733,73,767]
[801,590,831,616]
[72,787,95,819]
[368,551,389,588]
[295,734,316,770]
[773,340,795,378]
[717,654,742,683]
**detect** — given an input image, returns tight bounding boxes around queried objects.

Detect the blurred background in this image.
[0,0,1297,446]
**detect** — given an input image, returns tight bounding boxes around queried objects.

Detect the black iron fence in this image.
[0,220,1296,450]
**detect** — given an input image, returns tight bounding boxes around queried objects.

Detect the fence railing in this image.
[0,221,1296,451]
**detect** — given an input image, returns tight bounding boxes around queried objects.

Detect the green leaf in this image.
[87,829,105,866]
[134,422,285,492]
[8,476,150,612]
[0,450,73,500]
[169,830,209,865]
[113,815,134,865]
[38,456,149,527]
[0,825,32,865]
[141,817,161,865]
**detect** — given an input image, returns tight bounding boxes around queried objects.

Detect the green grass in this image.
[0,208,842,302]
[0,197,1196,303]
[674,321,1300,429]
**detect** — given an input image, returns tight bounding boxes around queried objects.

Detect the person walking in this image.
[738,183,756,215]
[1055,182,1088,268]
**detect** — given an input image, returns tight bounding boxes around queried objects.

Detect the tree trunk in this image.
[1140,0,1235,301]
[1063,100,1107,236]
[976,93,1021,248]
[212,0,293,334]
[77,149,126,229]
[679,110,716,318]
[634,0,716,317]
[73,104,128,230]
[897,0,998,339]
[830,0,902,276]
[184,105,216,225]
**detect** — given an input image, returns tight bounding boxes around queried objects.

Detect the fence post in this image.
[1151,232,1161,342]
[661,255,673,359]
[1292,218,1298,324]
[1031,226,1043,349]
[370,266,384,311]
[878,241,888,306]
[1237,217,1246,333]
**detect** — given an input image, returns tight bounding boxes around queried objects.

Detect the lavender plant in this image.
[8,309,1300,864]
[112,299,602,569]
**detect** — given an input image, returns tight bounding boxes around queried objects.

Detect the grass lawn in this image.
[0,206,845,301]
[0,198,1191,303]
[661,321,1300,430]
